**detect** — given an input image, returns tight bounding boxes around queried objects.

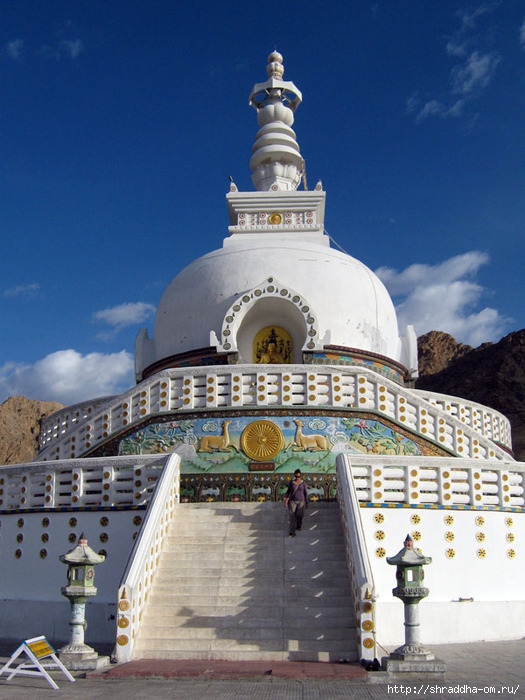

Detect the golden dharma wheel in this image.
[241,420,284,461]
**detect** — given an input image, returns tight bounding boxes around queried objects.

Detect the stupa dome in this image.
[136,235,401,371]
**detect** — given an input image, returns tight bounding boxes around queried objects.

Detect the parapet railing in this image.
[38,366,513,463]
[413,389,511,451]
[0,455,168,512]
[115,453,180,663]
[339,454,525,509]
[336,458,377,661]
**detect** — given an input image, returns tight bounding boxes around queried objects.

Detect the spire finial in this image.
[267,51,284,79]
[248,52,304,192]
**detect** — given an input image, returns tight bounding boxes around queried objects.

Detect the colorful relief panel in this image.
[179,472,338,503]
[118,415,422,474]
[308,353,404,384]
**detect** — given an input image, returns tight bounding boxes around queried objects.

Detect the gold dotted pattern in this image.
[375,547,386,558]
[445,548,456,559]
[444,515,454,526]
[374,530,385,541]
[410,514,421,525]
[374,513,384,524]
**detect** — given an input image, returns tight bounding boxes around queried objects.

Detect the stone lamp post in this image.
[58,534,108,670]
[382,535,446,675]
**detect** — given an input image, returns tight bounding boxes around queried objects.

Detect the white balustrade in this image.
[0,456,170,512]
[38,366,512,463]
[115,454,180,663]
[336,459,377,661]
[413,389,512,450]
[338,455,525,509]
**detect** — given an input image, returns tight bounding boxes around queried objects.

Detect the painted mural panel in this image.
[118,415,422,473]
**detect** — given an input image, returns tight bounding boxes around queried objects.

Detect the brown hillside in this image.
[0,396,63,465]
[417,330,525,461]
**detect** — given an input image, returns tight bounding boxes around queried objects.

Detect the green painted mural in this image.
[118,415,422,473]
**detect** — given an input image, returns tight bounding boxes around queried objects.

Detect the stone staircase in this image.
[133,501,358,662]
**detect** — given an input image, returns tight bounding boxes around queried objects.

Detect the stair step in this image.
[132,501,358,661]
[139,613,355,629]
[133,641,359,661]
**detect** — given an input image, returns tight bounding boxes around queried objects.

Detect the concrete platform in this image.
[0,639,524,698]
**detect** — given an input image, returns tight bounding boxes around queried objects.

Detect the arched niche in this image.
[215,277,322,363]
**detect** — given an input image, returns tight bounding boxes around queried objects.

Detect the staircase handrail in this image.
[115,452,180,663]
[336,456,377,661]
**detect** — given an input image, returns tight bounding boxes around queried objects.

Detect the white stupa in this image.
[0,52,523,662]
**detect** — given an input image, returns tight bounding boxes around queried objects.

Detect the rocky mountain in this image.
[0,396,63,465]
[417,329,525,461]
[0,329,524,464]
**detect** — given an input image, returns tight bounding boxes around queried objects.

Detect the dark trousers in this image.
[288,500,305,535]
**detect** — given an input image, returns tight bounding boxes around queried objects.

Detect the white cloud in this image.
[6,39,25,60]
[4,283,40,299]
[415,99,447,121]
[6,36,84,62]
[92,302,156,332]
[59,39,84,59]
[456,3,501,31]
[451,51,500,96]
[410,6,501,123]
[376,252,511,346]
[446,38,468,58]
[0,349,134,405]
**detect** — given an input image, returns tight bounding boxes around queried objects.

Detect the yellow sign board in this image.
[26,638,55,659]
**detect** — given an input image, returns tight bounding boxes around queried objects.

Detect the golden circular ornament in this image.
[241,420,284,461]
[268,212,283,225]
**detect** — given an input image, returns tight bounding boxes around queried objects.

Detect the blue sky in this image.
[1,1,524,405]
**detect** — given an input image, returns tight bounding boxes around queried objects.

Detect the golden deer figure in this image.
[198,420,234,453]
[292,419,329,451]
